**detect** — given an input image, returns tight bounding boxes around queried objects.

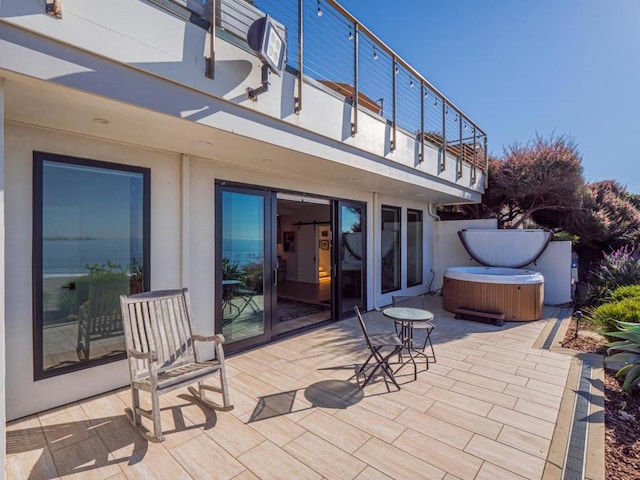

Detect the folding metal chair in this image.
[354,306,403,389]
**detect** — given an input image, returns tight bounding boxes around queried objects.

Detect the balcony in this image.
[146,0,489,188]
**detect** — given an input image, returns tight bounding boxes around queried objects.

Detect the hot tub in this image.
[443,267,544,321]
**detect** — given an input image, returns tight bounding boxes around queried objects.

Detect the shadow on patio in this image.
[7,295,595,480]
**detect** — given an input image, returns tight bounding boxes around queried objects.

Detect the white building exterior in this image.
[0,2,488,455]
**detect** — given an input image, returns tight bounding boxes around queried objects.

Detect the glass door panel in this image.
[216,186,274,349]
[336,201,366,318]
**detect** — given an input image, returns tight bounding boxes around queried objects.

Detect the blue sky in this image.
[337,0,640,194]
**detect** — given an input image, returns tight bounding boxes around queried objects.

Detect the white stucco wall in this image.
[432,218,498,290]
[4,118,442,419]
[0,79,7,479]
[4,123,182,420]
[532,241,573,305]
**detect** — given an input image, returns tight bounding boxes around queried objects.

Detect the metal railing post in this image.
[205,0,216,79]
[419,80,424,163]
[351,22,358,136]
[295,0,304,113]
[457,113,463,179]
[441,99,446,171]
[484,135,489,189]
[472,126,477,184]
[391,56,397,151]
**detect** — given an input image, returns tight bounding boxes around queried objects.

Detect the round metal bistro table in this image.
[382,307,434,380]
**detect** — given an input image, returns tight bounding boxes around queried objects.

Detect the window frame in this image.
[32,152,151,380]
[380,204,402,294]
[406,209,424,288]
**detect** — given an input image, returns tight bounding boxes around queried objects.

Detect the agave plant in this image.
[604,321,640,392]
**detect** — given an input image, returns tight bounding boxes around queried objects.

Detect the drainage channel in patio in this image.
[562,359,593,480]
[540,307,597,480]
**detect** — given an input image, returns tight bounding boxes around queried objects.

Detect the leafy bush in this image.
[604,321,640,393]
[610,285,640,302]
[587,297,640,334]
[586,246,640,305]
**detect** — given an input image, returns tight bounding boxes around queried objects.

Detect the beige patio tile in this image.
[203,410,266,457]
[423,386,493,416]
[427,402,503,439]
[517,367,568,387]
[230,372,281,398]
[533,362,570,377]
[446,369,507,393]
[6,415,46,459]
[227,385,263,417]
[395,408,473,450]
[258,368,306,391]
[50,434,123,480]
[298,410,370,453]
[356,391,407,420]
[503,384,563,409]
[465,434,546,480]
[449,381,518,409]
[434,355,474,372]
[477,345,529,362]
[231,469,260,480]
[393,428,482,480]
[497,425,550,459]
[334,404,406,443]
[6,446,59,480]
[79,391,129,426]
[467,364,529,387]
[525,352,571,367]
[514,397,560,423]
[171,433,246,480]
[411,371,456,390]
[443,475,463,480]
[488,405,555,440]
[93,416,147,461]
[475,462,528,480]
[460,355,519,374]
[354,466,394,479]
[525,378,565,397]
[38,403,98,452]
[238,440,322,480]
[370,384,435,413]
[235,407,306,447]
[480,350,538,369]
[354,437,446,480]
[285,432,367,479]
[432,346,468,362]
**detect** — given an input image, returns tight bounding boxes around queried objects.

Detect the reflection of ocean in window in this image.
[222,238,264,267]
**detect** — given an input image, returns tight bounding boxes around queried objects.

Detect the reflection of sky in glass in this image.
[43,161,143,239]
[222,191,264,241]
[341,207,361,233]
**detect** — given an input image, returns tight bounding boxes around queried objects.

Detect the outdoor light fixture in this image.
[410,77,414,87]
[373,46,378,60]
[348,29,353,40]
[317,0,323,16]
[45,0,62,18]
[247,15,287,100]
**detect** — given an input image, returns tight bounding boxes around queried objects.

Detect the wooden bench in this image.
[120,288,233,442]
[455,307,506,326]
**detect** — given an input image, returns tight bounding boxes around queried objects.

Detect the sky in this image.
[336,0,640,194]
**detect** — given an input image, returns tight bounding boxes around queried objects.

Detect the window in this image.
[381,205,401,293]
[407,209,423,287]
[33,152,150,379]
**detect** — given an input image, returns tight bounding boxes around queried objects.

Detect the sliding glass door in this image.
[215,184,276,351]
[336,201,367,318]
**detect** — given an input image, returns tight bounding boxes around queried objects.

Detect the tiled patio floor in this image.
[7,297,578,480]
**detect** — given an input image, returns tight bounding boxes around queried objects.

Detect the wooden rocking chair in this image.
[120,288,233,442]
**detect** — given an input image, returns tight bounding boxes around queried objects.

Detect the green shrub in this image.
[610,284,640,302]
[604,321,640,393]
[586,246,640,305]
[587,297,640,334]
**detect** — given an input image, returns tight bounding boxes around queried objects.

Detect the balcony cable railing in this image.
[152,0,488,185]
